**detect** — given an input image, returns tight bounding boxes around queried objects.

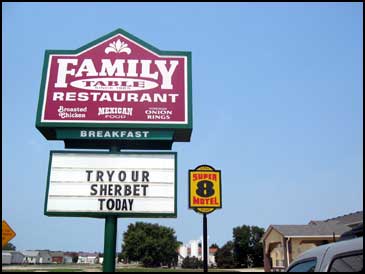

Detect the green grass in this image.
[116,268,238,272]
[2,269,83,272]
[2,267,239,273]
[48,270,83,272]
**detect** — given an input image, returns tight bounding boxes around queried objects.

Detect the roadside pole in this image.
[189,165,222,274]
[103,216,117,272]
[103,146,119,272]
[37,28,191,274]
[203,213,208,272]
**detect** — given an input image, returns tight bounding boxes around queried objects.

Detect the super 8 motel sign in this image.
[189,165,221,214]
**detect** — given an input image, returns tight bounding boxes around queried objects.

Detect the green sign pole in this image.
[103,146,120,272]
[203,213,208,272]
[103,216,117,272]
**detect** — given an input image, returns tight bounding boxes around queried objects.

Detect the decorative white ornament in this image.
[105,39,132,54]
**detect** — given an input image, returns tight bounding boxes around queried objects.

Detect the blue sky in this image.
[2,3,363,253]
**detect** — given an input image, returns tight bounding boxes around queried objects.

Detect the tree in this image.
[233,225,250,267]
[117,252,123,263]
[210,243,219,249]
[3,242,16,250]
[233,225,265,268]
[250,226,265,267]
[121,222,179,268]
[71,252,79,263]
[215,241,235,268]
[181,256,203,269]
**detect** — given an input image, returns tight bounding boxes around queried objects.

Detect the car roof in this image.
[288,237,363,270]
[297,237,363,260]
[319,237,363,271]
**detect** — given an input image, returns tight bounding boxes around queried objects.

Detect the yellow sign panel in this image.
[2,220,16,247]
[189,166,221,212]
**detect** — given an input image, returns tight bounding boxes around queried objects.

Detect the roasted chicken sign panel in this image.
[45,151,177,218]
[36,29,192,142]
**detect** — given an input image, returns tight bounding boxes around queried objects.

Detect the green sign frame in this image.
[44,150,178,218]
[35,28,192,148]
[58,129,175,149]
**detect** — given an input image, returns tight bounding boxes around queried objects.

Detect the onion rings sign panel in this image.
[36,28,192,144]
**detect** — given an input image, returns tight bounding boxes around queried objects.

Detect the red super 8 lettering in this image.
[192,196,219,205]
[192,173,217,182]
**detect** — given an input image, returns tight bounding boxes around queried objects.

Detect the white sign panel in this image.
[45,151,176,217]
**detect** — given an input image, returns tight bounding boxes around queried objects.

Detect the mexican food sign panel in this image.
[45,151,177,218]
[36,29,192,144]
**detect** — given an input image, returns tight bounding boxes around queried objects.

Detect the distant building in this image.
[179,245,188,259]
[2,251,24,265]
[50,251,64,264]
[22,250,52,264]
[178,238,217,267]
[2,252,12,265]
[77,252,99,264]
[9,251,25,264]
[22,251,40,264]
[98,257,118,264]
[63,254,74,264]
[190,240,199,258]
[261,211,363,272]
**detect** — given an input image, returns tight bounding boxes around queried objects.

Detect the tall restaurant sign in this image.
[35,29,192,149]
